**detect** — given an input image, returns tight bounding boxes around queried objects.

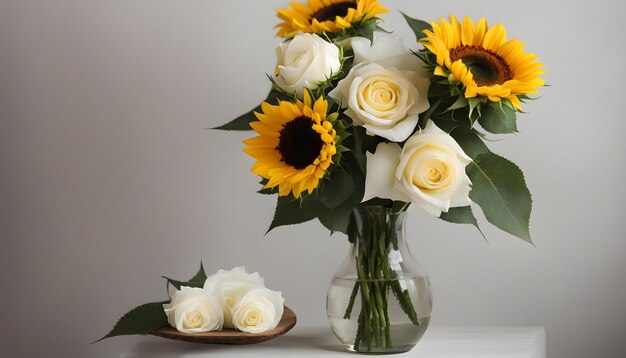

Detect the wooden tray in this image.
[150,306,297,345]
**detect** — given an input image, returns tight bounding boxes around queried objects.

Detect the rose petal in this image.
[410,76,431,115]
[388,121,474,216]
[363,113,419,142]
[163,287,223,333]
[352,33,407,65]
[232,288,284,333]
[363,143,411,202]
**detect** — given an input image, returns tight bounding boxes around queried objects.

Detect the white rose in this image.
[275,33,341,97]
[329,34,430,142]
[203,266,265,329]
[163,286,223,333]
[351,33,408,65]
[363,121,472,216]
[232,288,284,334]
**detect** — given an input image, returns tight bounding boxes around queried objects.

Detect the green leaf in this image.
[317,156,365,235]
[428,81,452,98]
[326,18,380,45]
[468,97,487,121]
[258,187,277,195]
[467,151,533,243]
[358,19,377,43]
[317,191,362,235]
[267,196,320,234]
[448,127,489,159]
[162,263,207,290]
[350,126,379,174]
[439,206,486,240]
[418,96,443,129]
[391,201,410,214]
[446,96,469,111]
[317,204,351,235]
[212,107,258,131]
[400,12,431,41]
[212,90,285,130]
[257,179,277,195]
[361,197,394,208]
[478,102,518,134]
[95,302,169,342]
[319,170,355,209]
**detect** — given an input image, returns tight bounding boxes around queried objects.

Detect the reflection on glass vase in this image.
[326,206,432,353]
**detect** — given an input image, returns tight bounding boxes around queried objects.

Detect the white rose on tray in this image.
[232,288,285,333]
[158,266,285,335]
[163,286,223,333]
[203,266,265,329]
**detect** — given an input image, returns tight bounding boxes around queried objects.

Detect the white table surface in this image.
[121,326,546,357]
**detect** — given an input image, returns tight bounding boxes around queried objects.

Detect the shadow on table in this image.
[121,327,347,357]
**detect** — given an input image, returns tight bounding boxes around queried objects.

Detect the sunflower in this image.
[243,92,339,198]
[276,0,388,38]
[420,15,545,110]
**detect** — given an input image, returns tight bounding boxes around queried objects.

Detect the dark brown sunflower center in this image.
[277,116,323,170]
[449,46,513,87]
[311,1,357,22]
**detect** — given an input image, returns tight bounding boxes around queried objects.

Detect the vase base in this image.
[329,317,430,355]
[343,344,416,354]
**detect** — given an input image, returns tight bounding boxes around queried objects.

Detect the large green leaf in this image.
[265,144,367,235]
[400,12,431,41]
[467,151,533,243]
[95,302,169,342]
[478,102,518,134]
[448,126,489,159]
[317,188,362,235]
[162,263,207,290]
[318,170,355,209]
[349,126,379,174]
[317,204,352,235]
[267,195,321,234]
[212,90,286,130]
[316,153,366,234]
[439,206,486,240]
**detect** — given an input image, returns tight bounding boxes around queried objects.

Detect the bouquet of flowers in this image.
[216,0,545,352]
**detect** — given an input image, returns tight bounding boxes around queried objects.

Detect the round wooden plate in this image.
[150,306,297,345]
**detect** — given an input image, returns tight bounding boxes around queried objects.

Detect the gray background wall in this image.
[2,0,625,357]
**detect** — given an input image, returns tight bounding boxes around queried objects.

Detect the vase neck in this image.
[348,206,408,249]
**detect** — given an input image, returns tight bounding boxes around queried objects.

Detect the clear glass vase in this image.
[326,206,432,353]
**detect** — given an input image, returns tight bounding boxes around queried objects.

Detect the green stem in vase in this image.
[382,283,392,348]
[343,282,359,319]
[354,308,365,351]
[348,206,422,352]
[370,286,381,348]
[363,287,372,351]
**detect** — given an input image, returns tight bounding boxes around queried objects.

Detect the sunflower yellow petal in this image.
[461,16,475,46]
[473,18,488,46]
[483,24,507,51]
[434,66,447,77]
[449,15,462,48]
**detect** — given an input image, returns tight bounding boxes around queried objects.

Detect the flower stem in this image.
[343,282,359,319]
[349,207,420,352]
